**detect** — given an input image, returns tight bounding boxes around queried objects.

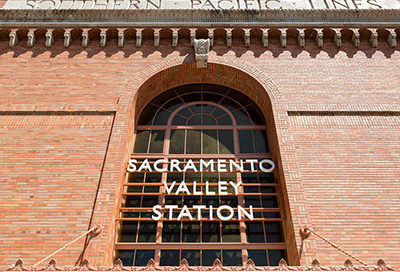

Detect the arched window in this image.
[116,84,288,267]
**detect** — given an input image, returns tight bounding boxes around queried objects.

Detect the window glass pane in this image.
[172,115,187,125]
[202,250,221,266]
[138,104,158,125]
[163,97,183,112]
[116,250,134,266]
[182,250,200,266]
[254,130,269,153]
[142,196,158,207]
[262,196,278,208]
[241,173,257,183]
[144,173,161,193]
[202,222,220,242]
[137,222,157,242]
[202,115,217,125]
[187,115,202,125]
[169,130,185,154]
[125,196,141,207]
[186,130,201,154]
[218,130,234,154]
[268,250,287,266]
[165,195,182,206]
[133,130,150,153]
[119,221,137,242]
[259,173,274,183]
[181,93,202,103]
[222,250,242,266]
[246,222,265,243]
[135,250,154,266]
[182,222,200,242]
[128,172,145,183]
[183,196,201,207]
[211,107,226,118]
[263,212,281,218]
[233,108,251,125]
[265,221,285,243]
[244,196,261,207]
[245,104,266,125]
[190,104,202,114]
[203,130,218,154]
[217,114,232,125]
[160,250,179,266]
[248,250,267,266]
[239,130,254,153]
[221,222,240,242]
[162,221,181,242]
[153,109,170,125]
[149,130,165,153]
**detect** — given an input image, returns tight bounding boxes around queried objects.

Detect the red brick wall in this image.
[0,36,399,270]
[0,113,114,267]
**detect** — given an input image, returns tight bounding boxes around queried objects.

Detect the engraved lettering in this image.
[218,0,234,9]
[129,0,140,8]
[146,0,161,8]
[331,0,349,9]
[264,0,281,9]
[367,0,382,8]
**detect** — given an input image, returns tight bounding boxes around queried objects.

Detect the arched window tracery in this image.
[116,84,288,267]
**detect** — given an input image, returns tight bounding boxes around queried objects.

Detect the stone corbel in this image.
[117,29,125,48]
[280,29,287,48]
[208,29,214,47]
[190,28,196,46]
[100,29,107,48]
[82,29,89,48]
[297,28,305,48]
[351,29,360,48]
[154,28,160,47]
[333,28,342,47]
[172,29,178,47]
[9,29,18,48]
[136,29,142,47]
[64,29,71,48]
[262,29,268,47]
[315,29,323,48]
[369,29,378,48]
[194,38,210,68]
[387,29,397,48]
[27,29,35,47]
[45,29,53,47]
[244,29,250,47]
[226,29,232,47]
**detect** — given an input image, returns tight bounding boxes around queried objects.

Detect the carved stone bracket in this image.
[193,38,210,68]
[369,28,378,47]
[27,29,35,47]
[9,29,18,48]
[315,29,323,48]
[64,29,71,48]
[279,28,287,48]
[154,28,160,47]
[118,28,125,48]
[81,29,89,48]
[262,29,268,47]
[136,28,142,48]
[351,29,360,48]
[45,29,54,47]
[100,29,107,48]
[297,28,305,48]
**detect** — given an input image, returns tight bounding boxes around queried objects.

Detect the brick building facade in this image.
[0,3,399,272]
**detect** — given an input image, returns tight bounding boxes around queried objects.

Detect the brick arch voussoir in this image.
[130,59,285,122]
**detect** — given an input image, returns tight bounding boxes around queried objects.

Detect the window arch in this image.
[116,84,288,267]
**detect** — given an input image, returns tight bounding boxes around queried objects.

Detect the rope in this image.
[32,225,101,268]
[303,226,367,266]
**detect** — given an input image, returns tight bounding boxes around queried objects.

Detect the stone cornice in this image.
[4,258,396,272]
[0,9,400,28]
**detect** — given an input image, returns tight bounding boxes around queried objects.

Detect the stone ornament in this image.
[194,38,210,68]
